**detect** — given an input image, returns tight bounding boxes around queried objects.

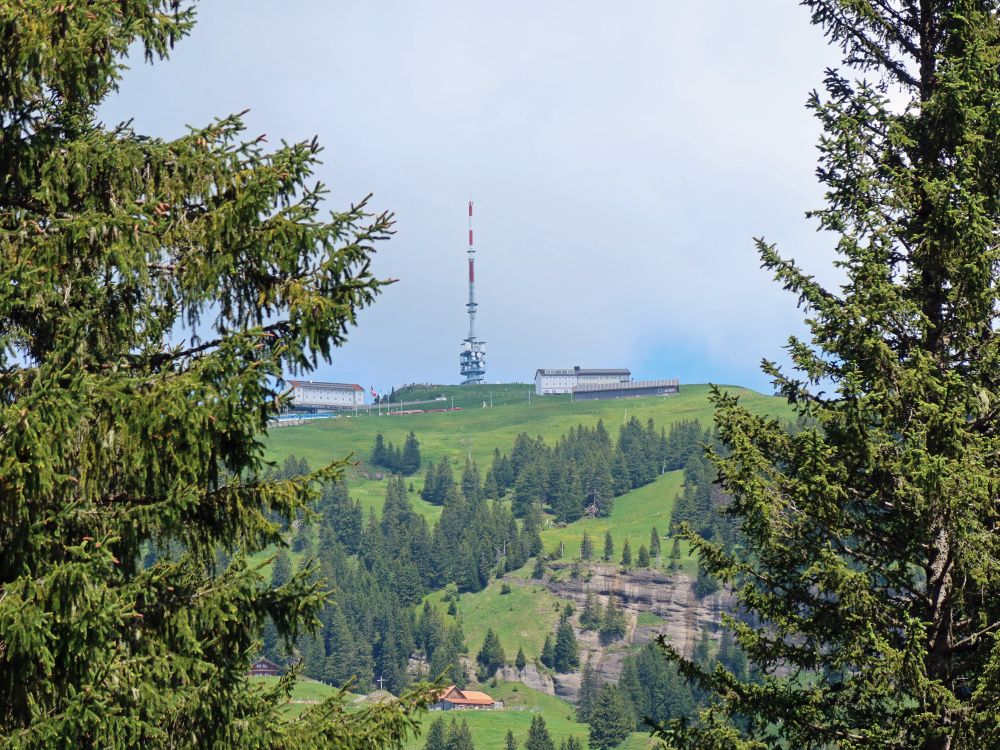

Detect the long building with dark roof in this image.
[572,378,680,401]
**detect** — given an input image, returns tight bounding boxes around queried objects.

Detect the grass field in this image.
[402,682,655,750]
[264,383,792,522]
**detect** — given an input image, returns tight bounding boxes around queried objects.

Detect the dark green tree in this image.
[371,433,387,467]
[445,718,475,750]
[0,3,434,746]
[588,684,634,750]
[667,537,681,572]
[554,620,580,673]
[599,597,627,644]
[476,627,506,679]
[636,545,650,568]
[576,656,600,723]
[580,532,593,561]
[580,593,603,630]
[271,549,293,590]
[401,431,422,475]
[656,4,1000,749]
[649,527,661,558]
[525,714,555,750]
[424,718,448,750]
[602,531,614,562]
[540,634,555,669]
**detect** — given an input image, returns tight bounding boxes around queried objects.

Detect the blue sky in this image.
[100,2,846,394]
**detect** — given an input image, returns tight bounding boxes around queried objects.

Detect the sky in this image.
[99,1,847,394]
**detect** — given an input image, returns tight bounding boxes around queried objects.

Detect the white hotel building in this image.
[286,380,365,409]
[534,366,631,395]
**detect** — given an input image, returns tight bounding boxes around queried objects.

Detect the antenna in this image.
[460,198,486,384]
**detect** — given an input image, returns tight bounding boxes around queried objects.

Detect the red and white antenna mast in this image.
[460,199,486,384]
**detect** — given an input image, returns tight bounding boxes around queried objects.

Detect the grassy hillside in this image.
[402,682,654,750]
[264,383,791,521]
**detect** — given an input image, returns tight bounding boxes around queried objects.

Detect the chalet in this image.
[248,657,282,677]
[431,685,496,711]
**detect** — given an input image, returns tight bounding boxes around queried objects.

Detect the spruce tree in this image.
[603,531,614,562]
[636,545,650,568]
[580,593,603,630]
[476,627,506,679]
[0,3,432,746]
[619,539,632,567]
[401,431,422,476]
[540,634,556,669]
[525,714,555,750]
[599,597,627,644]
[588,684,634,750]
[554,621,580,673]
[424,718,448,750]
[445,718,475,750]
[576,656,600,723]
[649,527,661,558]
[656,4,1000,749]
[667,537,681,572]
[580,532,593,561]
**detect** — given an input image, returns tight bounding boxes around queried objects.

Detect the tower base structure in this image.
[460,339,486,384]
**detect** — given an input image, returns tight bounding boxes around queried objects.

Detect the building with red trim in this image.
[431,685,496,710]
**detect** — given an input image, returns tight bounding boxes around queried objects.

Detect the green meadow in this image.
[401,682,655,750]
[264,383,792,522]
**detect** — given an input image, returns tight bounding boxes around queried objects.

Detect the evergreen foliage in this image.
[475,627,506,679]
[636,545,650,568]
[656,4,1000,749]
[540,634,555,669]
[618,644,694,731]
[602,532,614,562]
[445,718,475,750]
[0,3,434,746]
[525,715,555,750]
[553,620,580,673]
[580,593,603,630]
[424,718,448,750]
[649,527,661,558]
[576,657,600,723]
[588,685,635,750]
[599,597,627,644]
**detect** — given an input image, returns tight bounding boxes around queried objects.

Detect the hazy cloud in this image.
[101,1,847,393]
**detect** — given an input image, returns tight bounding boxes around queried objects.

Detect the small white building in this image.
[286,379,365,409]
[534,366,630,395]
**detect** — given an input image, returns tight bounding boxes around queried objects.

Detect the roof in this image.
[286,379,364,391]
[535,367,631,376]
[436,686,494,705]
[573,378,679,393]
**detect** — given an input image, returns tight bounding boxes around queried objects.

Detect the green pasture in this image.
[264,383,792,521]
[402,681,654,750]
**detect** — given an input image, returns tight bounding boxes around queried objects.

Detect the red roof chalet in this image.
[248,657,282,677]
[432,685,496,710]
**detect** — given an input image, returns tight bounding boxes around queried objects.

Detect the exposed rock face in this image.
[496,663,555,694]
[505,563,735,702]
